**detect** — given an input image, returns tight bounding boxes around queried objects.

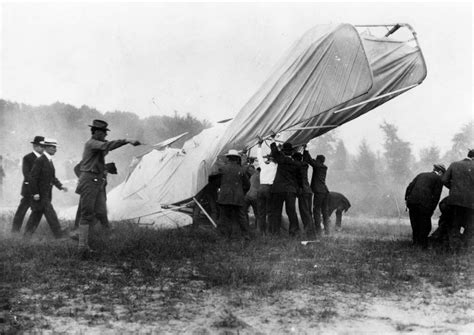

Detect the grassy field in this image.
[0,212,472,334]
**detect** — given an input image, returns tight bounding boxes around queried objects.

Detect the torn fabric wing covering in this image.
[282,31,427,145]
[99,23,426,223]
[215,23,373,154]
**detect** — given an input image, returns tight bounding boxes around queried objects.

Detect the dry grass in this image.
[0,213,472,333]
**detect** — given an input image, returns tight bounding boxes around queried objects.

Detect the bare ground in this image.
[1,212,473,334]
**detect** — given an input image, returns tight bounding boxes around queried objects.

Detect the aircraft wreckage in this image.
[62,23,427,228]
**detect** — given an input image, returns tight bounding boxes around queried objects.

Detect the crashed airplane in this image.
[65,23,427,227]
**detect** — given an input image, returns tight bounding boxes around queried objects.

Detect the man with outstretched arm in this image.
[76,119,141,254]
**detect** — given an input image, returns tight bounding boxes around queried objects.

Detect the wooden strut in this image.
[193,197,218,228]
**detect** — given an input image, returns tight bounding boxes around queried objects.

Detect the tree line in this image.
[1,99,472,217]
[308,120,473,217]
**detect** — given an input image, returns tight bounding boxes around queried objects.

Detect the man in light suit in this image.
[11,136,45,233]
[24,139,68,238]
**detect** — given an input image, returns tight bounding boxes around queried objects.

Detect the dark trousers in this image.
[74,196,110,229]
[256,185,272,234]
[12,196,32,232]
[218,204,246,238]
[24,199,62,238]
[243,194,258,228]
[269,192,299,235]
[448,205,474,250]
[298,193,315,235]
[408,205,432,248]
[78,178,108,227]
[313,192,329,234]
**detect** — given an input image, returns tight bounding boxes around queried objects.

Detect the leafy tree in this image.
[419,145,441,171]
[380,121,412,183]
[443,121,474,162]
[332,140,349,172]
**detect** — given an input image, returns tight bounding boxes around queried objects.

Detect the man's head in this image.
[316,154,326,163]
[225,149,241,163]
[89,119,110,141]
[41,138,58,156]
[433,163,446,175]
[31,136,45,154]
[468,149,474,159]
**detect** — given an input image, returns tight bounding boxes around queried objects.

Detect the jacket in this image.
[29,154,63,201]
[20,152,39,196]
[328,192,351,213]
[270,142,302,193]
[217,162,250,206]
[442,158,474,209]
[303,150,329,194]
[405,171,443,213]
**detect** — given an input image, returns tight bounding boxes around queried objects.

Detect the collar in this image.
[43,151,53,161]
[33,150,42,158]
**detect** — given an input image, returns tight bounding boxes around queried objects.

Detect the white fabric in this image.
[94,23,426,223]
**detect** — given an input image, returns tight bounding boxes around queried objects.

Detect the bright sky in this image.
[1,2,472,155]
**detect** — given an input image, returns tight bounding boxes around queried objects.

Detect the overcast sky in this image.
[1,2,472,155]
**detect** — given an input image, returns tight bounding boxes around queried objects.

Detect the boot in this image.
[77,224,90,251]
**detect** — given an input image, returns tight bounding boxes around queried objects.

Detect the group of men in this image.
[10,119,140,254]
[405,149,474,250]
[211,135,350,239]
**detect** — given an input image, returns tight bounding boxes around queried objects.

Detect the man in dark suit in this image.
[24,139,68,238]
[292,150,316,238]
[269,140,302,236]
[303,150,330,236]
[442,149,474,250]
[405,164,446,248]
[11,136,45,233]
[327,191,351,231]
[216,149,250,239]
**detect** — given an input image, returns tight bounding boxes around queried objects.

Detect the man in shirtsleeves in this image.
[76,119,140,253]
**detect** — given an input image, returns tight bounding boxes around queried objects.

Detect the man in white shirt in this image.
[256,139,278,234]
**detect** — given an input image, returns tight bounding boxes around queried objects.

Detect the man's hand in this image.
[33,194,40,201]
[269,131,276,139]
[257,136,263,146]
[61,186,68,192]
[126,139,142,146]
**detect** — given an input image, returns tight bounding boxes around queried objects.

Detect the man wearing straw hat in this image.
[216,149,250,239]
[23,138,68,238]
[76,119,141,254]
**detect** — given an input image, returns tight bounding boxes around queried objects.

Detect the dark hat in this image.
[433,164,446,174]
[89,119,110,131]
[30,136,45,145]
[282,142,294,154]
[225,149,241,158]
[468,149,474,158]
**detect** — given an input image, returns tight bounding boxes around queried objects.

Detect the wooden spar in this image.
[284,125,337,131]
[193,197,218,228]
[332,84,418,114]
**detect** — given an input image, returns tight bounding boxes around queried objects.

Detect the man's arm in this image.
[29,158,43,199]
[441,165,452,189]
[303,149,316,167]
[22,155,33,181]
[89,138,141,152]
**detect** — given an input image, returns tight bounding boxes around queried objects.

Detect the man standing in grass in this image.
[76,120,141,254]
[11,136,44,233]
[216,149,250,239]
[304,150,330,236]
[405,164,446,248]
[442,149,474,250]
[23,139,68,238]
